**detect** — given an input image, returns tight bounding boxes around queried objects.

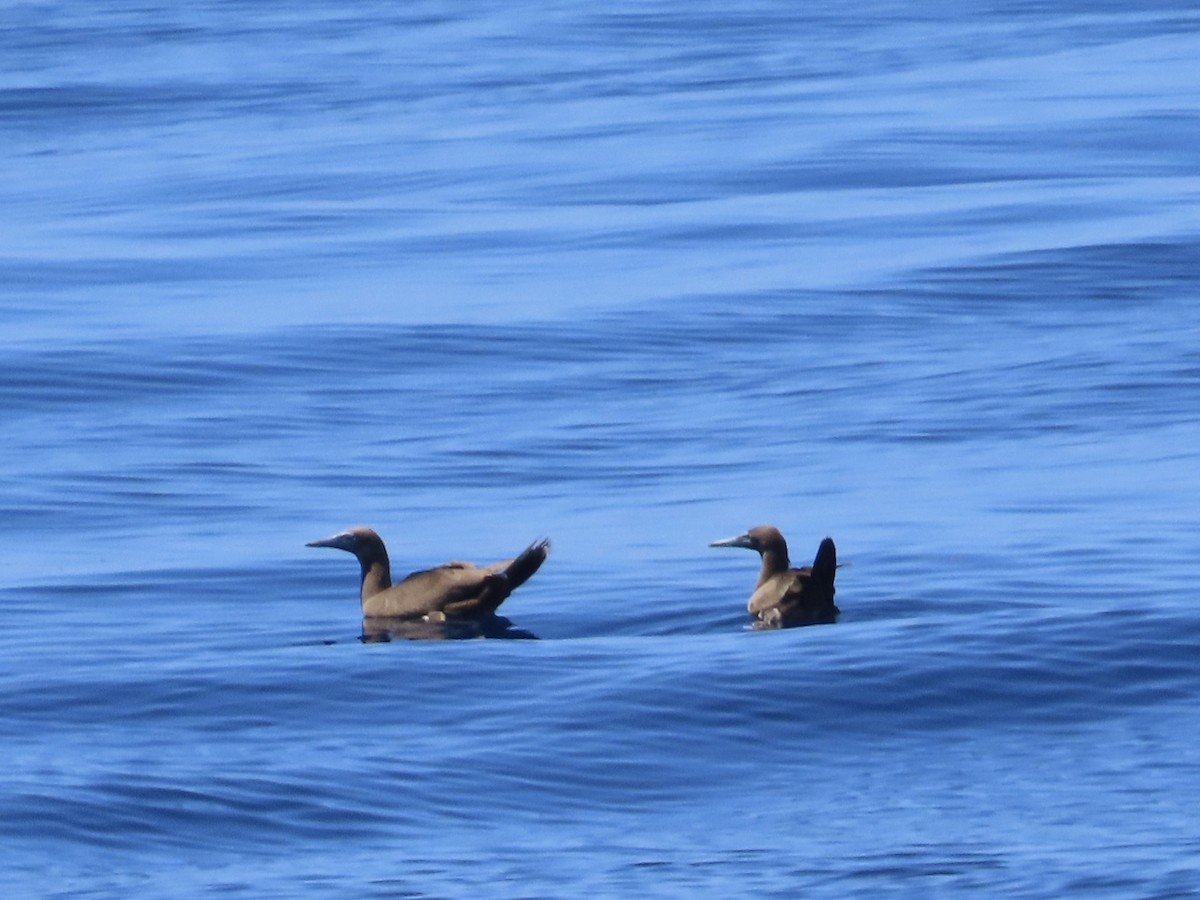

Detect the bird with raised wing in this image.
[710,525,838,628]
[307,526,549,621]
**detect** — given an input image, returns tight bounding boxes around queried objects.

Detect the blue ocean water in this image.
[3,1,1200,895]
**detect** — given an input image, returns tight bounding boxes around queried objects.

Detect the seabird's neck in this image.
[757,543,790,586]
[358,555,392,602]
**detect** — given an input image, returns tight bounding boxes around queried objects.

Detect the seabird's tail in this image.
[811,537,837,588]
[502,538,551,590]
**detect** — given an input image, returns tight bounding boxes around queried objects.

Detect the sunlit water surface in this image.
[3,2,1200,896]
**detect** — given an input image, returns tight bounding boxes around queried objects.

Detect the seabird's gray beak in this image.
[306,531,356,551]
[709,533,754,549]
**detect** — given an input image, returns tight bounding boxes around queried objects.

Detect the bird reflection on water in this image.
[359,614,538,642]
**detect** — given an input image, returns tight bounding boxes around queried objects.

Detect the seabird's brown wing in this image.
[361,564,506,618]
[747,567,811,617]
[749,566,838,625]
[485,539,550,589]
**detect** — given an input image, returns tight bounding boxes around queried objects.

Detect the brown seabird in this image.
[709,525,838,628]
[306,526,549,621]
